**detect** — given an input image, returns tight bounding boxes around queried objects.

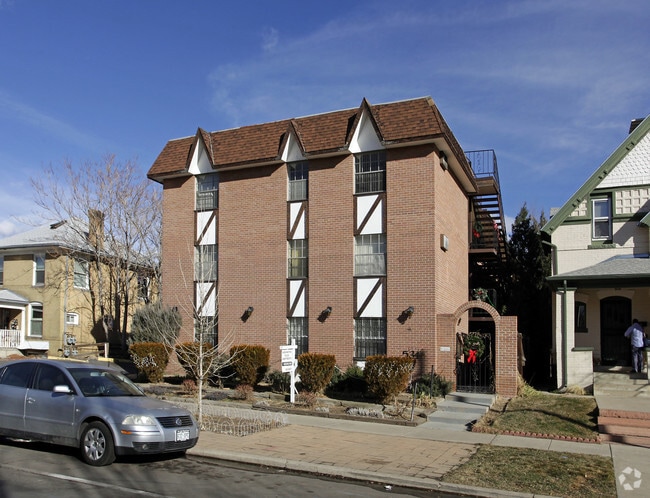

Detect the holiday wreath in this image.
[463,332,485,363]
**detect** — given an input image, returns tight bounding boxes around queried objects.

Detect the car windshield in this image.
[69,368,144,397]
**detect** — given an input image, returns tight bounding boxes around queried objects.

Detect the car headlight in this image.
[122,415,157,426]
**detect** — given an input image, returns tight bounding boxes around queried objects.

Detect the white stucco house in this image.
[542,114,650,390]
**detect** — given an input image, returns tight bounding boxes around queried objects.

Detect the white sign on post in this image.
[280,341,299,403]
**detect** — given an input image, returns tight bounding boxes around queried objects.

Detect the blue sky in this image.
[1,0,649,237]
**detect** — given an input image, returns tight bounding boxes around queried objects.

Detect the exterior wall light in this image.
[318,306,332,322]
[398,306,415,324]
[439,151,449,171]
[241,306,254,322]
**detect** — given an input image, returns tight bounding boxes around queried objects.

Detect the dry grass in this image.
[445,390,615,497]
[443,445,616,498]
[473,392,599,440]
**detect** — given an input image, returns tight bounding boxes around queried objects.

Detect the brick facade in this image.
[149,97,516,394]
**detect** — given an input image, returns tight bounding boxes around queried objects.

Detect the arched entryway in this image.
[455,300,500,394]
[437,300,518,398]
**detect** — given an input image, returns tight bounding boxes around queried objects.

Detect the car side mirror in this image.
[53,385,73,394]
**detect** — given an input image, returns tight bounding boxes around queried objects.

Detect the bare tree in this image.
[30,155,161,351]
[169,245,240,426]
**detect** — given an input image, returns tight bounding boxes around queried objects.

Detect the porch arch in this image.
[437,300,518,397]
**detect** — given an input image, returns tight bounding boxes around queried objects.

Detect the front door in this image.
[600,296,631,366]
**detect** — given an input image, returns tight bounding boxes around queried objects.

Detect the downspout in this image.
[562,280,568,389]
[63,255,69,354]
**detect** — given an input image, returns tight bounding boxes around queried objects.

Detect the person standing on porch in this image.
[624,318,645,373]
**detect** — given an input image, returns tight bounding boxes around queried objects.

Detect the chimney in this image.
[88,209,104,250]
[629,118,644,134]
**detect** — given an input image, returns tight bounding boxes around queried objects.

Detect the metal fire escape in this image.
[466,150,507,319]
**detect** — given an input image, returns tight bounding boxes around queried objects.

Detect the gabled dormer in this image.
[348,99,385,154]
[188,128,214,175]
[281,121,307,163]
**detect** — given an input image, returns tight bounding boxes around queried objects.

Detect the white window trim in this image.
[592,197,612,240]
[34,253,45,286]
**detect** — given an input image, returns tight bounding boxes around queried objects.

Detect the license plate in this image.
[176,429,190,442]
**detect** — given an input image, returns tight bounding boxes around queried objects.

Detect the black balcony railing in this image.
[465,149,499,186]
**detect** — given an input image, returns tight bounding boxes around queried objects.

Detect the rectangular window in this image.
[66,312,79,325]
[355,151,386,194]
[195,245,218,282]
[30,303,43,337]
[288,161,308,201]
[288,239,308,278]
[288,317,309,356]
[34,253,45,285]
[592,197,612,240]
[196,173,219,211]
[354,318,386,359]
[354,233,386,276]
[137,275,150,302]
[73,259,89,289]
[575,301,587,333]
[195,316,218,345]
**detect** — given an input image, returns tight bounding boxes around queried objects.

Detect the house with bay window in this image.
[542,114,650,389]
[148,96,517,395]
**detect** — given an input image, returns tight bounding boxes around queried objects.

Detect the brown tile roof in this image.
[148,97,471,181]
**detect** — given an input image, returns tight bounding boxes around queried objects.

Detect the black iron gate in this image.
[456,331,495,393]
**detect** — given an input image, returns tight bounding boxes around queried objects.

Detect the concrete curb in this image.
[188,447,550,498]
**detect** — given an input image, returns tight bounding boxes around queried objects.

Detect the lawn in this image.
[443,445,615,497]
[443,392,616,497]
[472,391,600,440]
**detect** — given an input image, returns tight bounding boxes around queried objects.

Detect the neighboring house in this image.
[542,115,650,390]
[148,97,517,395]
[0,214,153,358]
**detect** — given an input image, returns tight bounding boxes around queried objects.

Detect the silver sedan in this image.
[0,358,199,466]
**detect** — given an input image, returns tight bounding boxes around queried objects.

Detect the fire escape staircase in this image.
[466,150,507,316]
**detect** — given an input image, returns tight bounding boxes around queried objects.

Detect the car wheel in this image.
[80,421,115,466]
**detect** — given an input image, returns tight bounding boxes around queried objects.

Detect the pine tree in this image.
[506,204,552,386]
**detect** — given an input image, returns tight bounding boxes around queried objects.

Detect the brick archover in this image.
[437,300,518,397]
[453,300,500,323]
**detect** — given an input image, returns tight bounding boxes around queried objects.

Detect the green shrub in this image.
[229,344,270,386]
[363,355,415,404]
[130,303,181,344]
[266,370,291,394]
[174,342,215,382]
[412,373,452,398]
[328,365,367,394]
[297,353,336,394]
[129,342,169,383]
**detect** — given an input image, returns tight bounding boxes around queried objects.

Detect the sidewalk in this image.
[187,408,643,497]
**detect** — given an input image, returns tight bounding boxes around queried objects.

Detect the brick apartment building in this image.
[148,96,515,393]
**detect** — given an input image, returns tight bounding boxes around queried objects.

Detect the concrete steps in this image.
[595,369,650,447]
[427,392,495,431]
[593,369,650,397]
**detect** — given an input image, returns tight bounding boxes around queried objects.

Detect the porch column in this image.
[554,285,577,389]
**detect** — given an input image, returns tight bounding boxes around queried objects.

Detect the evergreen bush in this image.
[229,344,270,387]
[328,365,367,394]
[129,342,169,383]
[363,355,415,403]
[297,352,336,394]
[174,342,214,382]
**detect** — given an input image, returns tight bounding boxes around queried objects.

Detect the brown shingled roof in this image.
[147,97,472,182]
[148,136,195,178]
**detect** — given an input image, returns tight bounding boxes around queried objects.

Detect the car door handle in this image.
[26,397,36,404]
